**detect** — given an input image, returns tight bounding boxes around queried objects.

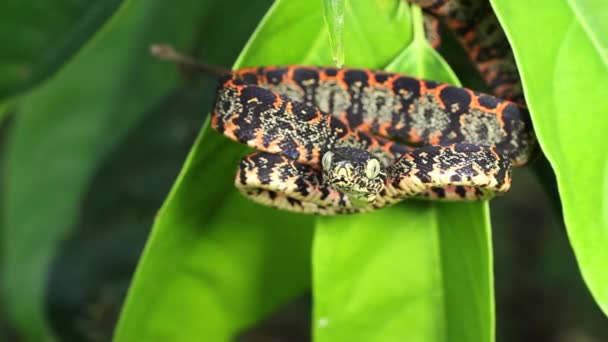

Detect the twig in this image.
[150,44,231,77]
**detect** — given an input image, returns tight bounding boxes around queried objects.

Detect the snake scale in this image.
[211,0,535,215]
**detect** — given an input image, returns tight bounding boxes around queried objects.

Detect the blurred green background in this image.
[1,0,607,341]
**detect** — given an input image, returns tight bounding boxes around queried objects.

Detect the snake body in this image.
[415,0,523,104]
[209,0,534,214]
[212,65,533,214]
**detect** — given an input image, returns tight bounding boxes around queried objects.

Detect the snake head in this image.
[321,147,387,204]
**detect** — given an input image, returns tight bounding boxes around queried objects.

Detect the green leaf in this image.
[313,4,494,342]
[313,204,444,341]
[566,0,608,65]
[1,1,223,340]
[491,0,608,315]
[234,0,411,68]
[322,0,346,67]
[114,130,315,341]
[386,5,459,84]
[115,0,412,340]
[314,203,493,341]
[0,100,14,124]
[433,202,494,341]
[0,0,125,100]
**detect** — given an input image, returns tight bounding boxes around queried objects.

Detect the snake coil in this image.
[210,0,534,215]
[212,65,534,214]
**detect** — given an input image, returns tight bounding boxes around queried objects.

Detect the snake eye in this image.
[365,159,381,178]
[322,151,333,170]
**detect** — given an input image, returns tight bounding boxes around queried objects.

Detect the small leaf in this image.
[386,5,459,84]
[322,0,346,67]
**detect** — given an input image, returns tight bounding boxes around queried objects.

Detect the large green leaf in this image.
[566,0,608,65]
[313,204,444,341]
[314,203,493,341]
[491,0,608,315]
[0,0,125,100]
[313,4,493,342]
[1,1,225,340]
[115,0,413,340]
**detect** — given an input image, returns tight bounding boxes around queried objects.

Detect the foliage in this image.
[491,0,608,316]
[0,0,607,341]
[0,0,125,98]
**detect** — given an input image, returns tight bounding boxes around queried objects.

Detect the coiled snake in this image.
[211,0,535,215]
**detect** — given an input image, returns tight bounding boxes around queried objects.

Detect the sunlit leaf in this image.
[492,0,608,316]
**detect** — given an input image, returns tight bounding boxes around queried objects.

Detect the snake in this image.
[417,0,524,104]
[210,0,535,215]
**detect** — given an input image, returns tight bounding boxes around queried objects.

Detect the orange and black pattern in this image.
[411,0,525,104]
[212,66,529,214]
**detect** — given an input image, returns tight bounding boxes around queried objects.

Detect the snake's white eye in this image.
[322,151,333,170]
[365,158,381,178]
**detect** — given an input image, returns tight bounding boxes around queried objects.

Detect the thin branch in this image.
[150,44,231,78]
